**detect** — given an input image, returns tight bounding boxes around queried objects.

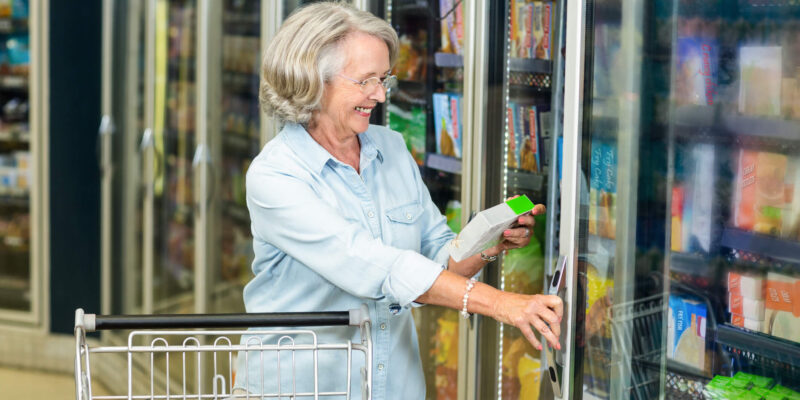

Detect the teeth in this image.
[355,106,372,113]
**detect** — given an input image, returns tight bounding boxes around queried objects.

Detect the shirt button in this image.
[378,364,384,371]
[380,323,386,330]
[368,211,375,218]
[406,213,412,220]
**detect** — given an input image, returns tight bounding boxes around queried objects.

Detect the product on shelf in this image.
[704,372,799,399]
[394,33,426,81]
[671,186,685,252]
[675,36,718,106]
[783,157,800,240]
[510,0,552,60]
[739,46,782,117]
[432,93,462,158]
[764,271,799,343]
[733,150,791,237]
[667,294,708,372]
[438,0,463,55]
[588,139,617,239]
[387,104,426,166]
[507,102,543,172]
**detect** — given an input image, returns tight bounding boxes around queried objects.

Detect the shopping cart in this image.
[74,305,373,400]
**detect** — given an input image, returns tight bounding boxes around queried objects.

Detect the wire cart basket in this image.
[74,305,373,400]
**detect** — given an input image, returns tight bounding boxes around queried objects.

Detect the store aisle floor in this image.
[0,366,110,399]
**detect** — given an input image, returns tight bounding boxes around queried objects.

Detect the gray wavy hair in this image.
[260,2,398,125]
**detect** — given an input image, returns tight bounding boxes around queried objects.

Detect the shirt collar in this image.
[283,123,384,174]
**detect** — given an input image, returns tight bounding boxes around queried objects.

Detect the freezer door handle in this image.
[192,143,215,209]
[97,115,114,172]
[546,254,568,399]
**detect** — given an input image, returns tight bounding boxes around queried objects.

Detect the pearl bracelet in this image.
[461,277,477,319]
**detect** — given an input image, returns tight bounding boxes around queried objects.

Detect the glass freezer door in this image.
[560,0,671,398]
[386,1,468,398]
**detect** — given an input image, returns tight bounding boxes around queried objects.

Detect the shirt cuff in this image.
[381,250,444,307]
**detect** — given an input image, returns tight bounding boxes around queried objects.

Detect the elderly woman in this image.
[234,2,562,399]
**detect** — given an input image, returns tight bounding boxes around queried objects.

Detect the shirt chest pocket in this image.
[384,202,424,252]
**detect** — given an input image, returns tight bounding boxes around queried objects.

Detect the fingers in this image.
[533,318,561,350]
[532,204,546,215]
[518,322,543,351]
[538,308,561,338]
[541,294,564,320]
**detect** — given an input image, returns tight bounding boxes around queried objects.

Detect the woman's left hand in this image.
[486,203,546,255]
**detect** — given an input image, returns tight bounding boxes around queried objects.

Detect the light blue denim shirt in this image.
[234,123,455,399]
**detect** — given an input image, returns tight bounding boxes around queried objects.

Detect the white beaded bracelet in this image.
[461,277,477,319]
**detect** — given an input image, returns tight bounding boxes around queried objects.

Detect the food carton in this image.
[447,195,535,262]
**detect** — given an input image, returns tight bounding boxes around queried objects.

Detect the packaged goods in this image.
[676,37,719,106]
[447,195,535,262]
[671,186,685,252]
[532,2,552,60]
[783,156,800,240]
[728,271,765,300]
[667,294,708,371]
[729,293,765,320]
[688,144,715,252]
[439,0,463,54]
[733,150,789,236]
[433,93,462,158]
[388,104,426,166]
[764,272,800,343]
[739,46,782,117]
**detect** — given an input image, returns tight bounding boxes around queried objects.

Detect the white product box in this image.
[447,195,535,262]
[728,271,764,299]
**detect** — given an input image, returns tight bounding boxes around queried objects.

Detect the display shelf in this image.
[0,191,29,207]
[223,201,250,225]
[506,169,545,192]
[222,131,257,153]
[0,128,29,143]
[393,0,430,14]
[670,252,714,278]
[508,58,552,74]
[721,228,800,266]
[397,79,426,93]
[0,75,28,90]
[434,52,463,68]
[717,324,800,368]
[672,105,800,144]
[425,153,461,175]
[0,17,28,33]
[721,114,800,144]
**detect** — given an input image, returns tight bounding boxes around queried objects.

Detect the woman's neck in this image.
[306,119,361,173]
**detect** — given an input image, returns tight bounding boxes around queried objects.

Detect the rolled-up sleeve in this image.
[247,164,443,307]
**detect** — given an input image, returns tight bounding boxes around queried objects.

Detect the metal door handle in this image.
[546,254,568,399]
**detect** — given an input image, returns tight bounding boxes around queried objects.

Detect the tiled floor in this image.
[0,366,110,400]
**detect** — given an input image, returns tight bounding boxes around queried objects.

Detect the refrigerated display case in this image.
[472,1,565,399]
[554,0,800,399]
[0,0,46,325]
[386,1,468,398]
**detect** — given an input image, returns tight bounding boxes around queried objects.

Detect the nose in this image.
[368,83,387,103]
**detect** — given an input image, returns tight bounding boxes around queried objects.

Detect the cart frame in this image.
[74,305,372,400]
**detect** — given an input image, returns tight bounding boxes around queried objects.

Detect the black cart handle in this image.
[75,305,370,332]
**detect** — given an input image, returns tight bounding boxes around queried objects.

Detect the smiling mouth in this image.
[355,106,373,114]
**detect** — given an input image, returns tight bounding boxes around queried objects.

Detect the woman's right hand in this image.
[492,292,563,351]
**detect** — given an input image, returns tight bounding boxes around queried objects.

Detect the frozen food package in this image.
[447,195,536,262]
[506,104,520,168]
[764,272,800,342]
[675,37,719,106]
[782,156,800,240]
[728,270,765,299]
[739,46,782,116]
[688,144,714,252]
[753,152,787,236]
[433,93,461,158]
[667,294,708,371]
[733,149,758,231]
[532,2,552,60]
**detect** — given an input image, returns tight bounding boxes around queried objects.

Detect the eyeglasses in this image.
[338,74,398,94]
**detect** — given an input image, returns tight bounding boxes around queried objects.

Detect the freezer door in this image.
[559,0,671,399]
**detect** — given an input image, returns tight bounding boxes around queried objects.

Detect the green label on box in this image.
[506,195,535,215]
